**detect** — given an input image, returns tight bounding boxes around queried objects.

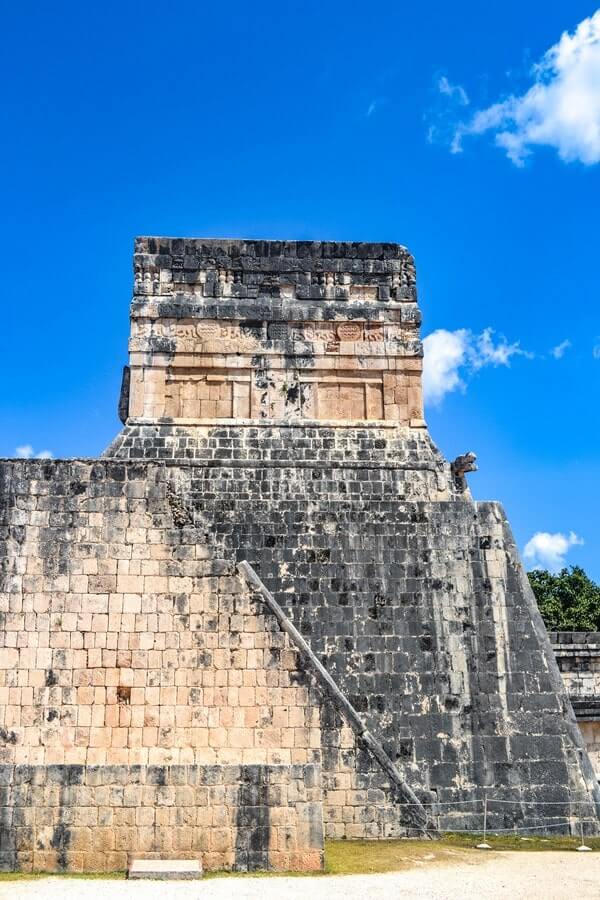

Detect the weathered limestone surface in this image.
[1,238,599,872]
[0,459,329,871]
[2,762,321,873]
[125,237,424,428]
[552,633,600,775]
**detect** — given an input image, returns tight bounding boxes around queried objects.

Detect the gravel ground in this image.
[1,852,598,900]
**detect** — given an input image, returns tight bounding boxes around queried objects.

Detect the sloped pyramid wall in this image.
[0,457,431,873]
[104,423,600,836]
[0,459,330,871]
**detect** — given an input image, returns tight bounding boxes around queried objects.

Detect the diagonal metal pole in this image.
[237,559,434,834]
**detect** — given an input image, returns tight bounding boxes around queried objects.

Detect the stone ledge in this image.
[130,301,419,323]
[135,237,413,261]
[125,417,419,429]
[554,647,600,657]
[551,632,600,646]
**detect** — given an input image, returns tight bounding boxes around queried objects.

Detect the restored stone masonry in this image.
[1,238,599,873]
[552,632,600,776]
[125,238,424,428]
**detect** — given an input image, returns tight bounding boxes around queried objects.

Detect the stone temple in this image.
[1,237,599,873]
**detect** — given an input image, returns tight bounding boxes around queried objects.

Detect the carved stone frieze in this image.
[127,240,424,424]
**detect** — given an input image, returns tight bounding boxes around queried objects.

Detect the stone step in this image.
[128,859,203,880]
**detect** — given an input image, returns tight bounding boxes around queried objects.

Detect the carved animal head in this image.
[451,452,478,478]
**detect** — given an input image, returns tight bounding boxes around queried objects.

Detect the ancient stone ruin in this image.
[552,632,600,775]
[1,238,599,873]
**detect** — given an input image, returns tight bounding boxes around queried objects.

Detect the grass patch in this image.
[324,838,471,875]
[439,832,600,852]
[325,835,600,874]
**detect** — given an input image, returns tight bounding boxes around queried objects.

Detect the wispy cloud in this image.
[593,342,600,359]
[524,530,584,572]
[422,327,531,406]
[426,74,471,146]
[438,75,469,106]
[444,10,600,165]
[551,339,572,359]
[366,97,386,117]
[15,444,53,459]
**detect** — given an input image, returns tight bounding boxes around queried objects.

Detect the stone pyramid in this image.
[1,238,598,872]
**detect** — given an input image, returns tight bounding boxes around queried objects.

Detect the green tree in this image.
[528,566,600,632]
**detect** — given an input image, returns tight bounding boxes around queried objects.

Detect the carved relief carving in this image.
[365,323,385,341]
[129,319,414,353]
[300,324,337,344]
[196,323,220,340]
[336,323,362,341]
[349,284,378,301]
[267,323,289,341]
[134,269,161,295]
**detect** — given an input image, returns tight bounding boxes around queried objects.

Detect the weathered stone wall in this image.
[128,238,425,427]
[104,426,599,834]
[1,763,321,873]
[552,633,600,776]
[0,456,425,871]
[103,423,457,504]
[0,461,322,771]
[579,723,600,776]
[2,237,600,873]
[0,459,328,870]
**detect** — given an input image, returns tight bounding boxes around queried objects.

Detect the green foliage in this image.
[528,566,600,631]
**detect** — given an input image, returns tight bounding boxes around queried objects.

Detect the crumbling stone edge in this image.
[237,560,433,835]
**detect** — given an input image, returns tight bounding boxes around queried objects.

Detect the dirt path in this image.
[1,851,598,900]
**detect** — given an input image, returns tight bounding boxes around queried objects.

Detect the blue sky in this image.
[1,2,599,577]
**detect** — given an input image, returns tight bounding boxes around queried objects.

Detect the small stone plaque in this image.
[350,284,378,301]
[195,323,219,340]
[337,323,362,341]
[268,322,289,340]
[279,283,295,299]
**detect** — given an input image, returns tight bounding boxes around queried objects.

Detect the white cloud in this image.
[551,339,572,359]
[422,327,530,405]
[427,75,470,145]
[451,10,600,165]
[438,76,469,106]
[471,328,531,367]
[593,343,600,358]
[422,329,469,404]
[524,530,584,572]
[366,97,386,117]
[15,445,53,460]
